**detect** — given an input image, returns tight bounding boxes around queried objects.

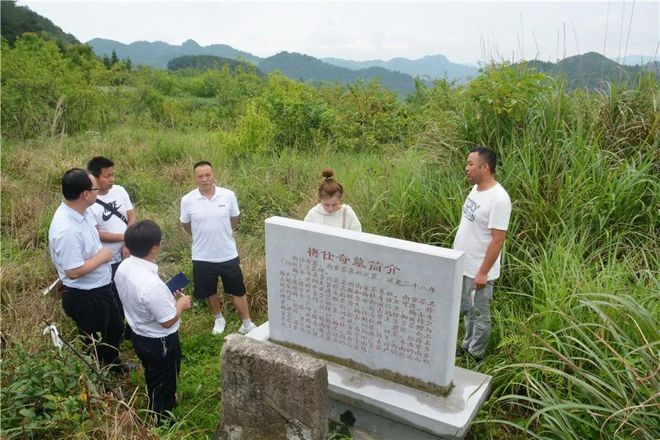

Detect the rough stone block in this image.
[216,334,328,440]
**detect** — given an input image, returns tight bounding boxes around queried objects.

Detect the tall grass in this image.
[489,293,659,439]
[1,57,658,439]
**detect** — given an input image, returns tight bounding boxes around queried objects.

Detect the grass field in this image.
[1,53,658,439]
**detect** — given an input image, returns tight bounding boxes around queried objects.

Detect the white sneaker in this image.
[212,316,226,335]
[238,322,257,335]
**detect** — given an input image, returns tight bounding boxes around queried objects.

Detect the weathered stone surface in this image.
[216,334,328,440]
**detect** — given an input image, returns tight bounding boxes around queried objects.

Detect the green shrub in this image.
[1,342,102,439]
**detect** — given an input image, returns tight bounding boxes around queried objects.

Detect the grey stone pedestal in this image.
[217,334,328,440]
[247,323,491,440]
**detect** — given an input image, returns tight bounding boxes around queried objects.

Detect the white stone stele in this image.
[265,216,464,393]
[247,323,492,440]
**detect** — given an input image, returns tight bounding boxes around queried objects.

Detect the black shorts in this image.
[192,257,246,299]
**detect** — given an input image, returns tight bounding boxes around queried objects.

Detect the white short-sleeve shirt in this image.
[180,186,240,263]
[453,183,511,280]
[48,202,112,289]
[88,184,134,263]
[114,256,178,338]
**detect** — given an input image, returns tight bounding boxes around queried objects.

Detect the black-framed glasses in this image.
[88,187,100,191]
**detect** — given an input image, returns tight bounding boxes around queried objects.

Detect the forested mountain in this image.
[88,40,420,96]
[258,52,418,96]
[0,1,79,46]
[322,54,479,83]
[6,5,657,99]
[167,55,263,76]
[87,38,261,68]
[520,52,658,89]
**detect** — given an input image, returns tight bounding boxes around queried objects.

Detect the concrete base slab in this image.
[248,323,491,439]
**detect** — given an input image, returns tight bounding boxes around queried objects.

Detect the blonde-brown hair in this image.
[318,168,344,199]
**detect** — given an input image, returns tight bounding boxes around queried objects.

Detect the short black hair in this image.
[470,146,497,173]
[87,156,114,178]
[124,220,162,258]
[193,161,213,170]
[62,168,92,200]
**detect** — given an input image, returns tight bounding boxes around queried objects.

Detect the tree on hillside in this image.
[0,0,79,46]
[167,54,262,76]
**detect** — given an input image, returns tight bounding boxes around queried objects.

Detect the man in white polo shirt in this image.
[115,220,191,424]
[48,168,125,370]
[180,161,256,335]
[453,146,512,360]
[88,156,136,339]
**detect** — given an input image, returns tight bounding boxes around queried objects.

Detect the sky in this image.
[18,1,660,64]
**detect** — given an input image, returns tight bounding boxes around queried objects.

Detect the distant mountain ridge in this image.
[4,2,655,98]
[615,54,660,66]
[86,39,422,95]
[519,52,658,89]
[322,54,479,83]
[87,37,261,67]
[83,39,660,95]
[258,51,418,95]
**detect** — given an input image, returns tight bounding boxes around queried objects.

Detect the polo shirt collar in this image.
[128,256,159,274]
[195,186,219,200]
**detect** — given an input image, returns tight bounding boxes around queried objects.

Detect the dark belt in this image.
[65,284,112,295]
[132,331,178,343]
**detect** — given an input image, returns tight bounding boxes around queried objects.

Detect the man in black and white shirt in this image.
[88,156,136,338]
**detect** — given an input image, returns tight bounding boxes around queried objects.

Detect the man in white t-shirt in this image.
[88,156,136,339]
[115,220,191,424]
[453,146,512,360]
[180,161,256,335]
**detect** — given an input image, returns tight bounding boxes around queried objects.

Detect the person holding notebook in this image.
[115,220,191,424]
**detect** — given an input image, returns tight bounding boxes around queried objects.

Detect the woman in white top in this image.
[304,168,361,231]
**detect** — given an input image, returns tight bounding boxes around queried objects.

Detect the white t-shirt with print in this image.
[180,186,240,263]
[89,185,133,263]
[453,182,511,280]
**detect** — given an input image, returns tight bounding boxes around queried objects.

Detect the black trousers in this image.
[61,284,123,366]
[132,331,181,421]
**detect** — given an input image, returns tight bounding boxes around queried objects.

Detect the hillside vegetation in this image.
[1,33,659,440]
[0,1,79,47]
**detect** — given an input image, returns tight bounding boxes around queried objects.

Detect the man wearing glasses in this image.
[88,156,136,340]
[48,168,126,372]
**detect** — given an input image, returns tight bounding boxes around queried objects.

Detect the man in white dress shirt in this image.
[115,220,191,423]
[48,168,125,370]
